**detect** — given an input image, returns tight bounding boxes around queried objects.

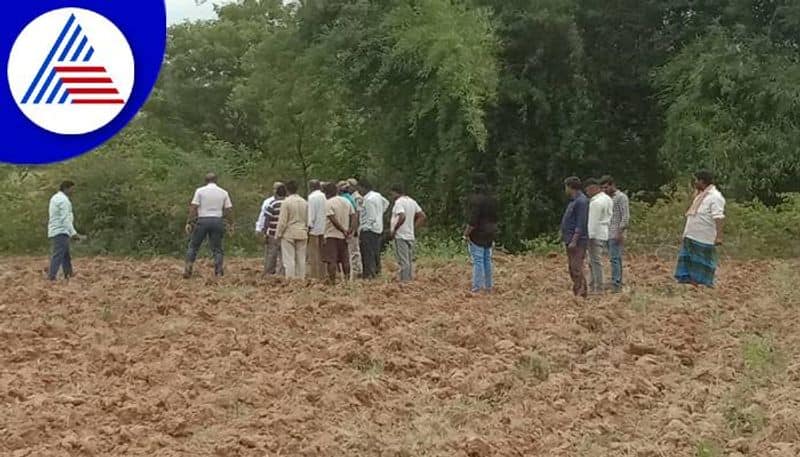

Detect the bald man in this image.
[184,173,234,278]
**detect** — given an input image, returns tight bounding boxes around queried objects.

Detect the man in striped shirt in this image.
[601,176,630,293]
[262,184,287,276]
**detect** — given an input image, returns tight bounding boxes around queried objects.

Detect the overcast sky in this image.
[167,0,229,24]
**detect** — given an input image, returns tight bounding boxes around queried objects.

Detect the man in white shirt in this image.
[389,184,426,282]
[358,178,390,279]
[184,173,233,278]
[675,170,725,287]
[47,180,83,281]
[255,181,283,234]
[306,179,327,279]
[586,178,613,293]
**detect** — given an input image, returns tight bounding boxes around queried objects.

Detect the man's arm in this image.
[328,215,348,236]
[64,201,78,237]
[620,194,630,232]
[392,213,406,234]
[714,219,725,245]
[571,199,588,247]
[255,201,268,233]
[276,204,288,239]
[414,211,426,228]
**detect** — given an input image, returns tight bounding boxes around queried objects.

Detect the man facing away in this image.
[585,178,613,294]
[358,178,390,279]
[389,184,426,282]
[184,173,234,278]
[675,170,725,287]
[47,180,83,281]
[255,181,283,236]
[463,174,498,293]
[601,175,630,293]
[276,181,309,279]
[560,176,589,298]
[324,182,357,283]
[306,179,327,279]
[340,179,364,280]
[262,184,287,276]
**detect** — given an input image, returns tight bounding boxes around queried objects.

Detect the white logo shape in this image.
[7,8,135,135]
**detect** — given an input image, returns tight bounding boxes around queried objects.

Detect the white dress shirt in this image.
[588,192,613,241]
[191,183,232,218]
[684,187,725,245]
[307,189,327,236]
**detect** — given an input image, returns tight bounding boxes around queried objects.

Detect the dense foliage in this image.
[2,0,798,256]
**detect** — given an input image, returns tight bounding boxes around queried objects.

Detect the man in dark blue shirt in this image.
[560,176,589,298]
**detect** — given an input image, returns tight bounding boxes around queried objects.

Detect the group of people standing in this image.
[45,170,725,293]
[249,177,426,283]
[560,175,630,297]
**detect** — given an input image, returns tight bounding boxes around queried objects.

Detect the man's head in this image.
[60,180,75,196]
[272,181,284,194]
[359,177,373,193]
[323,182,338,199]
[286,180,299,195]
[694,169,714,191]
[584,178,601,197]
[309,179,321,191]
[337,180,350,194]
[600,175,617,195]
[347,178,359,192]
[205,172,217,184]
[564,176,582,197]
[389,183,405,200]
[275,184,287,199]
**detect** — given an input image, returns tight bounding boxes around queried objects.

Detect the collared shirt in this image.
[277,194,309,241]
[48,191,77,238]
[391,196,423,241]
[264,197,284,238]
[684,187,725,245]
[325,196,355,239]
[255,195,275,233]
[609,191,630,239]
[560,191,589,244]
[191,183,232,218]
[360,190,390,234]
[307,190,327,235]
[588,192,614,241]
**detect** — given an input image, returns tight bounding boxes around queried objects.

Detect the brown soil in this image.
[1,255,799,457]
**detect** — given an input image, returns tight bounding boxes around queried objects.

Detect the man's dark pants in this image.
[566,242,588,298]
[360,230,383,279]
[186,217,225,275]
[49,234,72,280]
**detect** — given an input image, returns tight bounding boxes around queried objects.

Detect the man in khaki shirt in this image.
[276,181,309,279]
[323,182,356,283]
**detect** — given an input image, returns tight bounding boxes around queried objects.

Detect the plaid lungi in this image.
[674,237,718,287]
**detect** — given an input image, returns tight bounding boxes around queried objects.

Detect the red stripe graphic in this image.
[67,88,119,94]
[54,66,107,72]
[72,99,125,104]
[60,77,113,83]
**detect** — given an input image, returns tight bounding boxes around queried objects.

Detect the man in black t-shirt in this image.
[463,175,498,293]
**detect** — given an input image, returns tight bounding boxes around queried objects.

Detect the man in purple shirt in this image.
[560,176,589,298]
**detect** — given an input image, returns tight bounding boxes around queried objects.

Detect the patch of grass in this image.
[770,262,800,307]
[514,352,550,382]
[723,399,766,436]
[100,303,112,322]
[695,440,722,457]
[350,353,384,377]
[742,334,784,379]
[630,291,650,313]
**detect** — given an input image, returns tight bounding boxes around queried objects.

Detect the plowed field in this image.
[1,255,799,457]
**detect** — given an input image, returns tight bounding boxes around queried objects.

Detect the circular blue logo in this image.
[1,1,166,164]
